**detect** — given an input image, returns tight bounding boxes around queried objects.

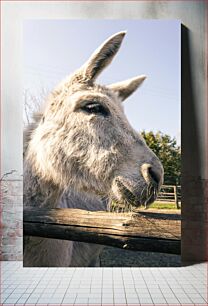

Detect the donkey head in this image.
[28,31,163,207]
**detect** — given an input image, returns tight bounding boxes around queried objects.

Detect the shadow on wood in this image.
[24,208,181,255]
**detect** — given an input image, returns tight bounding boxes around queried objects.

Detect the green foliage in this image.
[141,131,181,185]
[150,201,181,209]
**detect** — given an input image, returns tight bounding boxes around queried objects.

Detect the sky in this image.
[23,20,181,144]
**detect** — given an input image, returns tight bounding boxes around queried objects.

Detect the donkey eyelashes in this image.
[80,101,110,117]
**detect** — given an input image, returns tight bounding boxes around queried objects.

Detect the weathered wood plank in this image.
[23,208,181,254]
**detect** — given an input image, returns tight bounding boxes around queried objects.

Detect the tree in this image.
[141,131,181,185]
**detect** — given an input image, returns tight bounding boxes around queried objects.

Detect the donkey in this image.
[24,31,164,267]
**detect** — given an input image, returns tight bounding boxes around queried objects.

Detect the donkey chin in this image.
[111,173,162,209]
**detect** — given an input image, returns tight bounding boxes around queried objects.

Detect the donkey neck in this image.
[23,160,61,209]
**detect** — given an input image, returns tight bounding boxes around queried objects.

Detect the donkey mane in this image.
[23,113,42,155]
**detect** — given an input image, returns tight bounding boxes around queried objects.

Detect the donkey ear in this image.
[108,75,146,101]
[81,31,126,82]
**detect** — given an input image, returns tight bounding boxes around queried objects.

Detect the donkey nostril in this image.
[148,167,160,185]
[141,163,160,185]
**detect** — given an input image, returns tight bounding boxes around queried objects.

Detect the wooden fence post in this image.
[174,185,179,209]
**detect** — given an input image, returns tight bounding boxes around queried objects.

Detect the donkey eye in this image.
[81,102,109,117]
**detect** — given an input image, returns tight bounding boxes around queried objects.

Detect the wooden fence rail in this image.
[24,208,181,255]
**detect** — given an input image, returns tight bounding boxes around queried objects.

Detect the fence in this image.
[24,208,181,255]
[23,187,182,255]
[156,185,181,209]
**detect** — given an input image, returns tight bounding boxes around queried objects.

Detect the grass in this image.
[149,201,181,210]
[111,200,181,211]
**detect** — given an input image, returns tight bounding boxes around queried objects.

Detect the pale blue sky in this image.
[24,20,181,144]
